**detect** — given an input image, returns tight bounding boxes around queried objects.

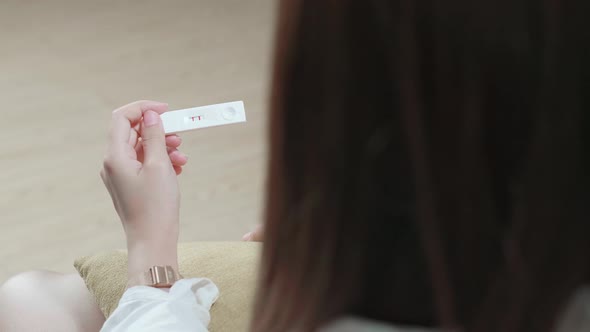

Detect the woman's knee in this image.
[0,270,104,332]
[0,270,56,309]
[1,270,51,292]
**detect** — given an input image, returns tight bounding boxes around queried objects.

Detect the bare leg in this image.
[0,271,105,332]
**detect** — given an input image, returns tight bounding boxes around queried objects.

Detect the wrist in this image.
[123,216,179,247]
[126,239,179,283]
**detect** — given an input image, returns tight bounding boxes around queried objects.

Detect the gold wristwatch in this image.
[128,265,182,288]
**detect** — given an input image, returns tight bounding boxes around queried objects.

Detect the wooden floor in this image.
[0,0,274,282]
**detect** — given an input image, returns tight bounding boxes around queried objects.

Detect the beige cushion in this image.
[74,242,260,332]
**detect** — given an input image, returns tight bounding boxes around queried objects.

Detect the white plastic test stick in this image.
[161,101,246,134]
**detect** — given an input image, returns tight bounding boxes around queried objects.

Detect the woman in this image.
[1,0,589,331]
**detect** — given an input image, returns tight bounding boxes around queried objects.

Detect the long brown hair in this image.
[253,0,590,331]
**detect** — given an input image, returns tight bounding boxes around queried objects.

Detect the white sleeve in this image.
[100,278,219,332]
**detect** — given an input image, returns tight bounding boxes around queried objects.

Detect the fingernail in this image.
[143,110,160,127]
[242,232,252,241]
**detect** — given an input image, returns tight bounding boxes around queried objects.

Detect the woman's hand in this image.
[100,100,188,282]
[242,225,264,242]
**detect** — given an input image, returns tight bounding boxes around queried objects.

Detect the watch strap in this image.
[128,265,182,288]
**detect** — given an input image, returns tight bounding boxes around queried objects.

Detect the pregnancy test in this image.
[161,101,246,134]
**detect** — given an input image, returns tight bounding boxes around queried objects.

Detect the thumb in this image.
[141,110,168,164]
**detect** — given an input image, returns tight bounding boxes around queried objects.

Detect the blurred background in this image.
[0,0,274,282]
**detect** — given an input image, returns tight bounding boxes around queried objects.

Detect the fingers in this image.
[140,110,169,165]
[134,138,187,167]
[135,135,182,159]
[167,147,188,166]
[129,126,139,147]
[165,135,182,148]
[108,101,168,162]
[130,125,181,148]
[173,165,183,175]
[110,101,168,146]
[242,225,264,242]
